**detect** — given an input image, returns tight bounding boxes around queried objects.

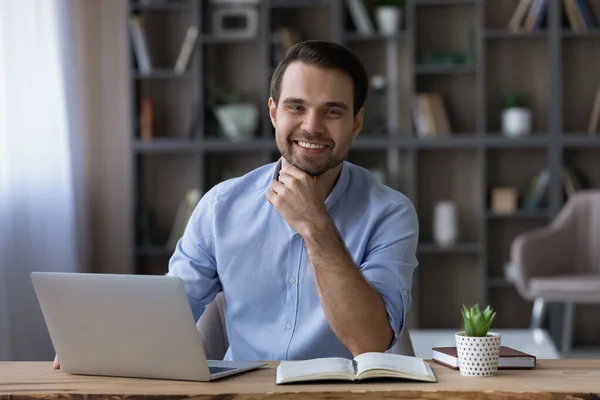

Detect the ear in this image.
[268,97,277,127]
[352,107,364,139]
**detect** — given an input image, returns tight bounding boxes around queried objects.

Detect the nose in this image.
[301,109,325,135]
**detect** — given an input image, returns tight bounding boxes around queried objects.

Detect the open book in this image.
[276,352,437,384]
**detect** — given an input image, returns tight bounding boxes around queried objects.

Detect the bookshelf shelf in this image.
[343,32,406,42]
[127,0,600,344]
[485,30,548,39]
[270,0,329,8]
[415,0,476,6]
[414,64,476,75]
[131,3,193,11]
[562,29,600,38]
[201,35,261,45]
[134,139,202,153]
[485,210,550,219]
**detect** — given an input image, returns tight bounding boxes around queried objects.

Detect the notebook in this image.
[276,352,437,384]
[432,346,536,369]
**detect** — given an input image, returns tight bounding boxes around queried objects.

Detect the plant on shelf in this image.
[211,85,259,142]
[501,92,532,138]
[374,0,404,35]
[455,304,501,377]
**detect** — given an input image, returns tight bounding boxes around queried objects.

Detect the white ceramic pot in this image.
[455,332,502,377]
[214,103,259,142]
[502,107,531,137]
[375,6,401,35]
[433,201,458,248]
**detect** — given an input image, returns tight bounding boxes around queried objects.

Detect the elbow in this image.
[348,325,394,357]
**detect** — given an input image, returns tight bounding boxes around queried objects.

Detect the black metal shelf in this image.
[485,30,548,39]
[269,0,329,8]
[131,2,192,11]
[343,32,406,42]
[562,29,600,38]
[561,134,600,147]
[486,210,551,219]
[414,64,476,75]
[415,0,476,6]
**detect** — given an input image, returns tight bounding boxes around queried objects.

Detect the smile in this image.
[296,141,327,149]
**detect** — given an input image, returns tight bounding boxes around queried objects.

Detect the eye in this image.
[326,109,342,117]
[288,104,304,112]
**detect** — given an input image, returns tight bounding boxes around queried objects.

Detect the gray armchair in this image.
[511,190,600,356]
[196,292,415,360]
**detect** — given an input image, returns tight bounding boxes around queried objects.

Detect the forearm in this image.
[301,217,393,357]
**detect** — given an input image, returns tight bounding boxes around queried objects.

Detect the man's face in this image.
[269,62,363,177]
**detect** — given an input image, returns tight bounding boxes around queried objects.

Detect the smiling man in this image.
[166,40,419,361]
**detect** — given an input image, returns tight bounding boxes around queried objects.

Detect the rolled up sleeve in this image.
[166,187,222,322]
[358,199,419,345]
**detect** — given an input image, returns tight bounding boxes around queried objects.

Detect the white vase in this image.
[502,107,531,137]
[375,6,401,35]
[214,103,259,142]
[455,332,502,377]
[433,201,458,247]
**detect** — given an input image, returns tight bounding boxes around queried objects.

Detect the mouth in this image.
[294,140,329,153]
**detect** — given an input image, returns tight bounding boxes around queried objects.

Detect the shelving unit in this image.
[127,0,600,347]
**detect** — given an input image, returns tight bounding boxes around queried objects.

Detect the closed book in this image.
[432,346,536,370]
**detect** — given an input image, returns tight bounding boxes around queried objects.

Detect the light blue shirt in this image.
[167,159,419,361]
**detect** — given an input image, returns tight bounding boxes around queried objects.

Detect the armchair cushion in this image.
[529,275,600,303]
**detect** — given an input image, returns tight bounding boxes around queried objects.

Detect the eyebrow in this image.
[282,97,349,111]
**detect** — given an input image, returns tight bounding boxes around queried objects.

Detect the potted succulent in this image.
[501,92,532,137]
[455,304,501,377]
[375,0,404,35]
[212,86,259,142]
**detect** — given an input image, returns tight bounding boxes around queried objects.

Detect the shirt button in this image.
[285,322,292,330]
[401,288,408,296]
[289,277,296,284]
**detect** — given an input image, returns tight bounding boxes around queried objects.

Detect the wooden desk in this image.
[1,360,599,400]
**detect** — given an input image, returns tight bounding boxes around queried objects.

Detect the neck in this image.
[281,158,343,202]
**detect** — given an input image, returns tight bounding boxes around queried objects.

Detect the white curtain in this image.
[0,0,88,361]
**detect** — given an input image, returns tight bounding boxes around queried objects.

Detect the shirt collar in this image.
[270,157,350,212]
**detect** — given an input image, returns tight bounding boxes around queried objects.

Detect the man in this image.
[52,40,418,369]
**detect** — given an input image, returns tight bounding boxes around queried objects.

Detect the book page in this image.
[276,358,355,384]
[354,352,430,378]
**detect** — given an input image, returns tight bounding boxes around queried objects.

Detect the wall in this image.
[79,0,133,275]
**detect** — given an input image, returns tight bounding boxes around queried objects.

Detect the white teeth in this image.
[297,141,326,149]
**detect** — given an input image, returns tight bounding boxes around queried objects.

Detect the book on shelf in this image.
[129,16,152,74]
[139,97,153,141]
[523,167,550,210]
[276,352,437,385]
[345,0,375,36]
[413,93,452,139]
[508,0,547,32]
[174,25,199,75]
[563,0,598,33]
[587,86,600,135]
[432,346,536,370]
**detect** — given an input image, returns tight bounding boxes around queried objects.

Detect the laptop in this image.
[30,271,266,381]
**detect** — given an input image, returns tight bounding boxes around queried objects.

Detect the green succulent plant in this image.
[461,304,496,337]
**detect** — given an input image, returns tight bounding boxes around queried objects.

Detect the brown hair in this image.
[269,40,369,117]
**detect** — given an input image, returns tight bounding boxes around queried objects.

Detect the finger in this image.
[281,164,308,180]
[53,356,60,370]
[269,180,286,195]
[277,172,296,187]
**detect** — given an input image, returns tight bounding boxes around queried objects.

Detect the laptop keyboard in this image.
[209,366,237,375]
